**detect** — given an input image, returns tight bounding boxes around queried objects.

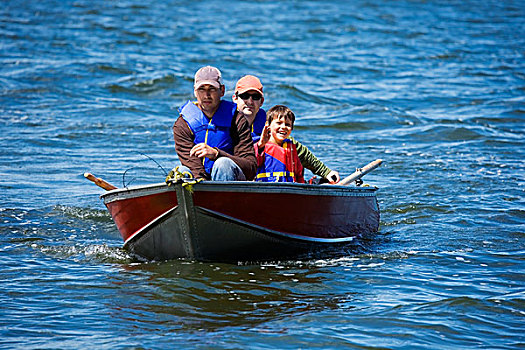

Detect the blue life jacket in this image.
[250,109,266,143]
[255,140,305,183]
[179,100,237,174]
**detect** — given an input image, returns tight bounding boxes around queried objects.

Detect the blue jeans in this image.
[177,157,246,181]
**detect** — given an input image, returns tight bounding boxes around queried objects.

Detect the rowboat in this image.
[100,178,380,262]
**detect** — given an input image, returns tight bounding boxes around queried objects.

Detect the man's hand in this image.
[326,170,340,184]
[190,143,219,160]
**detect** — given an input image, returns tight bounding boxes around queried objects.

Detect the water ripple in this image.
[1,0,524,348]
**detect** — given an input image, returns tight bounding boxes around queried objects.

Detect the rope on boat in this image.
[165,166,202,193]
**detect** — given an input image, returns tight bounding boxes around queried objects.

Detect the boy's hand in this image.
[257,124,270,150]
[326,170,340,184]
[190,143,219,160]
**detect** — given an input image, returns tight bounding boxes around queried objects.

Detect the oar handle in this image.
[84,172,117,191]
[339,159,383,186]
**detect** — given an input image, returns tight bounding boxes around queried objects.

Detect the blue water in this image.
[1,0,524,348]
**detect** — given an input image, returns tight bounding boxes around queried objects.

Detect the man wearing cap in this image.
[232,75,341,183]
[232,75,266,143]
[173,66,256,181]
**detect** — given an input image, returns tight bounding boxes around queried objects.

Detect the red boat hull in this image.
[102,181,379,262]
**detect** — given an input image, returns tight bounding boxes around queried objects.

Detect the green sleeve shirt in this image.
[290,137,331,178]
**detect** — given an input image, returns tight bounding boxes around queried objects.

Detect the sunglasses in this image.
[237,92,262,101]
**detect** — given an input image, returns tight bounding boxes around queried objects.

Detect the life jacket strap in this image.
[256,171,295,180]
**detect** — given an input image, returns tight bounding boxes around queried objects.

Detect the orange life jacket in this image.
[255,140,305,183]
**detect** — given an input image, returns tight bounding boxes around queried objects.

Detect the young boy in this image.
[255,105,339,183]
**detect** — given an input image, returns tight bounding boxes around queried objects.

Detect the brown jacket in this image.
[172,108,256,180]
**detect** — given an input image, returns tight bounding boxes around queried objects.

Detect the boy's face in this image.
[268,115,293,145]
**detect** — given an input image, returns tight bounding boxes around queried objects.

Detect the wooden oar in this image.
[339,159,383,186]
[84,172,117,191]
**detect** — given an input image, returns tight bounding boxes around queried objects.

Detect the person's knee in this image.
[211,157,245,181]
[213,157,233,170]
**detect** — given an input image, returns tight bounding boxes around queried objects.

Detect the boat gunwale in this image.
[101,181,378,204]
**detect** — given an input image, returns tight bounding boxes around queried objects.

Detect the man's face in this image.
[195,84,224,117]
[233,89,264,120]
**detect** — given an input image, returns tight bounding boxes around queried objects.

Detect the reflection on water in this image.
[112,261,349,332]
